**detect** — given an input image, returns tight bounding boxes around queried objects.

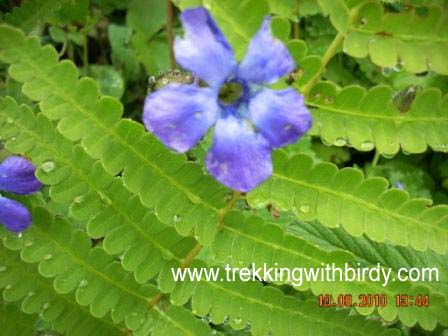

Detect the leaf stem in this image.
[83,36,89,73]
[300,31,344,97]
[147,191,241,308]
[166,0,176,70]
[372,150,380,167]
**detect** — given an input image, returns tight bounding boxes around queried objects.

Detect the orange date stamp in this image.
[317,294,430,308]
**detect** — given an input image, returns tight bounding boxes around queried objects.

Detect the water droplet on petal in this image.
[299,204,310,213]
[41,161,55,173]
[360,141,374,151]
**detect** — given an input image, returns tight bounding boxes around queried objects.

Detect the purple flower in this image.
[0,156,41,233]
[143,7,311,192]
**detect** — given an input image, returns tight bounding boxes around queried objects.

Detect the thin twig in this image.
[166,0,176,70]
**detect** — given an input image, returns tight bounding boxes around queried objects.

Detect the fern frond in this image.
[0,96,197,285]
[0,24,228,245]
[288,220,448,296]
[0,299,37,336]
[0,244,123,336]
[161,260,398,336]
[3,0,64,32]
[248,151,448,254]
[0,204,212,335]
[307,82,448,154]
[211,211,448,330]
[343,2,448,75]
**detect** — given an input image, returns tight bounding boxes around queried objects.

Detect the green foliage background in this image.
[0,0,447,335]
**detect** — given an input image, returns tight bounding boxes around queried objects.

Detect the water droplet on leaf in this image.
[233,317,243,325]
[334,138,346,146]
[0,266,6,272]
[43,254,52,260]
[299,204,310,213]
[172,214,182,223]
[41,161,55,173]
[360,141,374,151]
[381,67,393,77]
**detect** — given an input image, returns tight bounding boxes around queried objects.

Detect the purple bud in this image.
[0,196,32,233]
[0,156,41,195]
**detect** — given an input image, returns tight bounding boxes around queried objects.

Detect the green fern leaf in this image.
[0,299,37,336]
[248,151,448,254]
[0,204,212,335]
[211,211,448,330]
[288,220,448,296]
[0,96,196,285]
[307,82,448,154]
[0,24,229,245]
[3,0,64,32]
[343,2,448,75]
[0,245,124,336]
[162,260,398,336]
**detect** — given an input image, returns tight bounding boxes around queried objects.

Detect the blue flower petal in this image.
[0,196,31,233]
[206,116,272,192]
[238,17,294,84]
[143,84,219,153]
[0,156,41,195]
[249,88,312,148]
[174,7,237,87]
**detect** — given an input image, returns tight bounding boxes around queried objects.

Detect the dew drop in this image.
[28,291,35,297]
[41,161,55,173]
[314,92,322,99]
[0,266,6,272]
[43,254,52,260]
[299,204,310,213]
[79,279,88,288]
[334,138,346,146]
[360,141,374,151]
[233,317,243,325]
[381,67,393,77]
[359,17,368,27]
[172,214,182,223]
[24,240,33,247]
[324,96,334,104]
[5,284,12,290]
[43,302,51,310]
[74,196,84,203]
[16,232,22,239]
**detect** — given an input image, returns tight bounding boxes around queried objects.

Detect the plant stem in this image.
[166,0,176,70]
[83,37,89,73]
[300,31,344,97]
[372,150,381,167]
[147,191,241,308]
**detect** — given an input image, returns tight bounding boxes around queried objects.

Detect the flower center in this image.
[218,81,244,105]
